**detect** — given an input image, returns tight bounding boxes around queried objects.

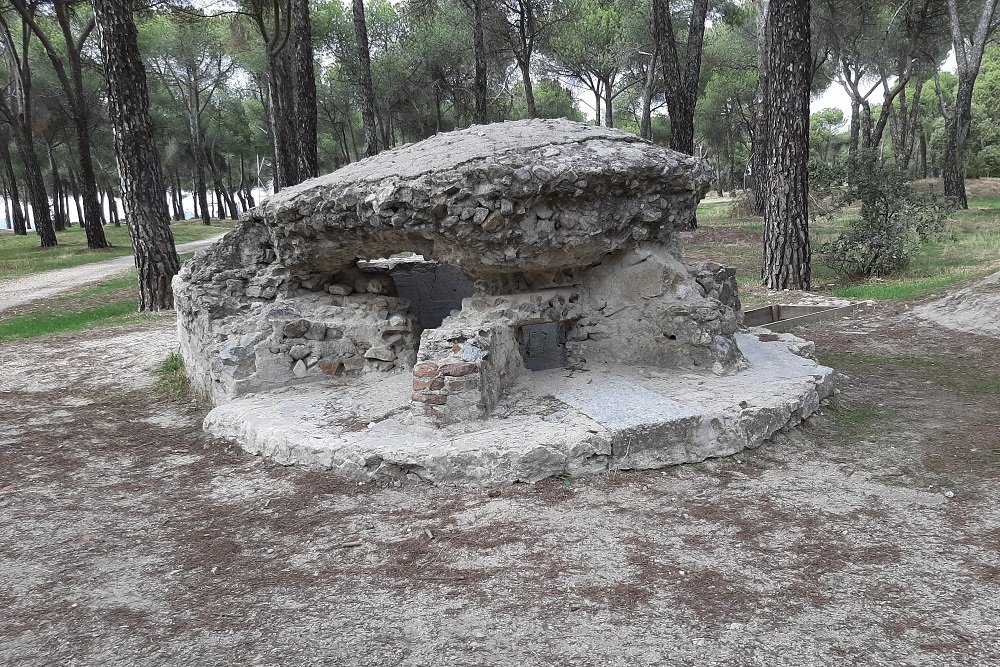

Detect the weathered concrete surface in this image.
[204,331,833,486]
[225,119,711,280]
[174,119,737,412]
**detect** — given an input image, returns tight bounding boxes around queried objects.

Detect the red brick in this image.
[439,362,479,377]
[411,392,447,405]
[446,378,478,391]
[413,362,440,378]
[412,378,445,391]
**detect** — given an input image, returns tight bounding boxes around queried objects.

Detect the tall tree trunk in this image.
[98,186,108,226]
[0,136,27,235]
[174,170,185,220]
[658,0,709,155]
[518,58,536,119]
[749,0,769,216]
[94,0,179,311]
[847,97,860,164]
[0,8,55,246]
[352,0,379,156]
[639,47,658,140]
[920,128,928,179]
[68,170,84,227]
[762,0,811,291]
[70,111,109,246]
[292,0,318,178]
[108,189,121,227]
[192,143,212,225]
[1,178,11,230]
[169,170,181,221]
[268,49,300,189]
[593,83,602,127]
[235,158,248,211]
[603,77,613,128]
[54,2,111,248]
[207,157,237,220]
[10,125,56,246]
[471,0,488,124]
[943,76,975,209]
[46,142,66,232]
[942,0,997,208]
[239,156,256,209]
[890,75,924,174]
[225,162,241,216]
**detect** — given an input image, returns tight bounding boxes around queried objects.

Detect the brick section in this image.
[411,392,448,405]
[439,362,479,377]
[445,378,478,391]
[412,378,445,391]
[413,362,441,378]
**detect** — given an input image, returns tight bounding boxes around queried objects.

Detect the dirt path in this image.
[1,306,998,666]
[0,235,224,315]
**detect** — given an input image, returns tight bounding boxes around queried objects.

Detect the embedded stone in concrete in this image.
[174,119,738,412]
[177,118,833,485]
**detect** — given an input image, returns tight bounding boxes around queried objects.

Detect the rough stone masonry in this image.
[175,119,832,483]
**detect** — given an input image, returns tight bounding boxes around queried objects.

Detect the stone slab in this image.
[555,379,701,430]
[203,331,834,486]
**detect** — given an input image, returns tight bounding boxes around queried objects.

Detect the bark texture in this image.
[941,0,997,209]
[470,0,489,124]
[94,0,180,311]
[0,14,57,246]
[352,0,379,157]
[657,0,709,156]
[762,0,811,291]
[749,0,769,216]
[292,0,318,178]
[0,132,27,235]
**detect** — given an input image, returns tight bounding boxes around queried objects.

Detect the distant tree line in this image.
[0,0,996,296]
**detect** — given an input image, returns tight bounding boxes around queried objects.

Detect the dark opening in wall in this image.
[518,322,568,371]
[388,262,476,329]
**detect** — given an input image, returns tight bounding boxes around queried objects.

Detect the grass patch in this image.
[827,401,881,434]
[0,269,183,341]
[817,351,938,370]
[687,184,1000,306]
[155,351,193,400]
[0,219,231,280]
[937,378,1000,395]
[969,195,1000,209]
[831,274,971,301]
[696,201,733,219]
[818,351,999,397]
[0,299,147,342]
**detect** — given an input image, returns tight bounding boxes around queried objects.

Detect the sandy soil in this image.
[0,236,225,315]
[1,304,998,666]
[916,271,1000,338]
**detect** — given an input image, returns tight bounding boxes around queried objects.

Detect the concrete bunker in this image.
[176,119,833,485]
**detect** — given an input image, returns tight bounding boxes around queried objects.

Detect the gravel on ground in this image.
[1,298,998,666]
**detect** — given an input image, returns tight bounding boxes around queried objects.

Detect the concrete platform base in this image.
[204,330,834,486]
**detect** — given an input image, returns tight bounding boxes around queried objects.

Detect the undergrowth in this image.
[155,351,194,401]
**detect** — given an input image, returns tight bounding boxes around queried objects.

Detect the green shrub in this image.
[814,153,949,278]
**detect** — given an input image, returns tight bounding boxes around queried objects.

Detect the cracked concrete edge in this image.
[202,359,835,487]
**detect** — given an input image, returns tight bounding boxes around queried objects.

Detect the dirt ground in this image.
[2,299,998,666]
